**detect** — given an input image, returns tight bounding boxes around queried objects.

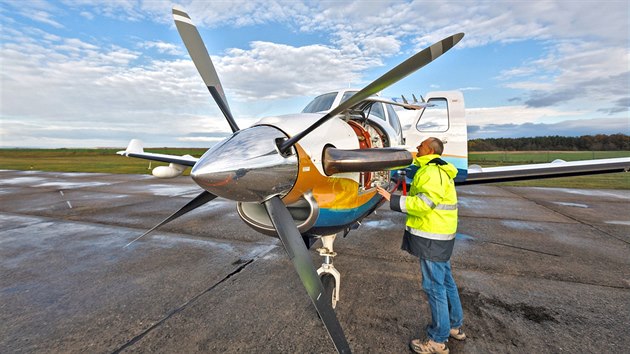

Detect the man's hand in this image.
[376,186,391,201]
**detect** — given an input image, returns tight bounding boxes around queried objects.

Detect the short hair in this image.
[427,137,444,155]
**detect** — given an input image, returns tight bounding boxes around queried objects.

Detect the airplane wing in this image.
[116,139,198,167]
[459,157,630,185]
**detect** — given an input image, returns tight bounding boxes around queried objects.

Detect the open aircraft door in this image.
[404,91,469,182]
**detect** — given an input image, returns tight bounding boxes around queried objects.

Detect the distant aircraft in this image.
[117,7,630,353]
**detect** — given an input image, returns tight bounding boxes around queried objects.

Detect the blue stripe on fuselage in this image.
[314,194,381,228]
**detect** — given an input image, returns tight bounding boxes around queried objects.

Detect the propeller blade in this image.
[172,7,239,133]
[263,196,351,354]
[280,32,464,153]
[124,190,217,248]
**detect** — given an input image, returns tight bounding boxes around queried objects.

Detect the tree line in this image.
[468,134,629,151]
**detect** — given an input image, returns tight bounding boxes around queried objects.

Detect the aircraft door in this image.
[405,91,468,181]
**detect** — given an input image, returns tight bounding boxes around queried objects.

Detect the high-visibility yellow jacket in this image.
[391,154,458,241]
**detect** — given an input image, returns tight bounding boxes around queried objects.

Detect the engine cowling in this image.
[152,155,193,178]
[152,163,186,178]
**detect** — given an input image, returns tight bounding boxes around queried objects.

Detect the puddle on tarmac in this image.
[604,220,630,226]
[531,187,630,200]
[456,233,474,240]
[0,176,46,185]
[361,219,396,229]
[37,181,111,188]
[144,184,201,197]
[553,201,589,208]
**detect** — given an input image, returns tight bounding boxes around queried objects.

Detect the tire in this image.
[320,273,337,309]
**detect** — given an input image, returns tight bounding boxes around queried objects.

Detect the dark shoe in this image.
[449,327,466,340]
[410,338,449,354]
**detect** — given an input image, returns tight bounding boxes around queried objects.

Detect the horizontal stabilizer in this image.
[357,96,430,110]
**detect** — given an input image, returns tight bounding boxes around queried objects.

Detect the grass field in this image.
[1,148,628,189]
[468,150,628,164]
[0,148,207,175]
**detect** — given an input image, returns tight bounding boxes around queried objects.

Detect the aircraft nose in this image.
[191,125,298,202]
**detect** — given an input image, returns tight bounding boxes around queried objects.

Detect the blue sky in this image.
[1,0,628,148]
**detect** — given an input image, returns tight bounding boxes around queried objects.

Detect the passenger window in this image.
[416,98,448,132]
[385,103,402,135]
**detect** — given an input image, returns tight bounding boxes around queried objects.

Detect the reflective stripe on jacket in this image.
[390,154,458,241]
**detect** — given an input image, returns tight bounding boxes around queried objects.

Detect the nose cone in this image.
[191,125,298,202]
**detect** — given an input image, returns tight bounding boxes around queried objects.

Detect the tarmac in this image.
[1,169,629,353]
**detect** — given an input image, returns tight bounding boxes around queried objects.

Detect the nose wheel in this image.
[316,234,341,309]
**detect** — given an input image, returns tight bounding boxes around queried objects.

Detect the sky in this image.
[1,0,628,148]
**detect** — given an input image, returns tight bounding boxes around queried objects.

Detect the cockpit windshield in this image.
[302,92,338,113]
[340,91,358,103]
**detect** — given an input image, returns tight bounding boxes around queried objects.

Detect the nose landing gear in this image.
[316,234,341,309]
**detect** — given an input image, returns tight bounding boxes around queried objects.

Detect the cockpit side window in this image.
[302,92,338,113]
[366,102,385,120]
[385,103,402,135]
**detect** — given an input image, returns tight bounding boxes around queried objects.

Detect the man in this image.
[377,137,465,354]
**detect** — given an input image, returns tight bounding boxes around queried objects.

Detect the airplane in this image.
[116,7,630,354]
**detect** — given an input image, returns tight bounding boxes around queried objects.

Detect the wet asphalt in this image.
[1,170,629,353]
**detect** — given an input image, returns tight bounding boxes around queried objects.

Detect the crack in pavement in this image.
[111,258,255,354]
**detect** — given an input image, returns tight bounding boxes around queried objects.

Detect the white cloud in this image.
[31,10,64,28]
[79,11,94,20]
[466,105,585,127]
[501,41,629,111]
[140,40,183,55]
[469,117,629,139]
[1,1,628,147]
[215,41,380,100]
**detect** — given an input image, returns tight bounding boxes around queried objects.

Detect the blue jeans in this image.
[420,258,464,343]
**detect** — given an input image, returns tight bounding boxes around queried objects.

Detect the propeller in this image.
[264,196,351,354]
[124,190,217,248]
[168,7,350,352]
[279,32,464,153]
[172,6,239,133]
